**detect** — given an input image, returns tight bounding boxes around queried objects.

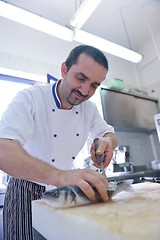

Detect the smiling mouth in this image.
[73,91,84,99]
[72,90,87,99]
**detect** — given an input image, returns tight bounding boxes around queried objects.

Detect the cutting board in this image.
[32,182,160,240]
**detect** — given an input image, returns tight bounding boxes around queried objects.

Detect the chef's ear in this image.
[61,62,67,78]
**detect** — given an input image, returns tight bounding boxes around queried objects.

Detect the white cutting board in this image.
[32,182,160,240]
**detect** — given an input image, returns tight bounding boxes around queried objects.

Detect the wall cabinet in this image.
[100,88,159,131]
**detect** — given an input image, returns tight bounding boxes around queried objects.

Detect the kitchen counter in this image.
[107,169,160,182]
[32,182,160,240]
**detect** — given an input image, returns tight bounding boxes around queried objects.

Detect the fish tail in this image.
[108,179,134,198]
[122,179,134,192]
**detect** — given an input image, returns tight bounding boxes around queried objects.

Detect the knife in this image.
[93,138,107,179]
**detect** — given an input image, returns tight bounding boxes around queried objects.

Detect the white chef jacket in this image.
[0,80,114,186]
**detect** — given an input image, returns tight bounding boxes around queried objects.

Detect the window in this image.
[0,74,40,119]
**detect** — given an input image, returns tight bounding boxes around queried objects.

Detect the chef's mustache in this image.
[71,89,88,98]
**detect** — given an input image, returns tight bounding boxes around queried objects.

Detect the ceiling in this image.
[0,0,160,67]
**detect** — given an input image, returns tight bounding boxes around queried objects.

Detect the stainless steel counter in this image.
[107,169,160,183]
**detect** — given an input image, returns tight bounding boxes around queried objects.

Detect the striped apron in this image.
[3,177,45,240]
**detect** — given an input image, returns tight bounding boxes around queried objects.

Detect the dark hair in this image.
[65,45,109,72]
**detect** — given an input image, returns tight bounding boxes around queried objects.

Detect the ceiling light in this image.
[0,0,143,63]
[74,30,143,63]
[70,0,102,29]
[0,1,73,41]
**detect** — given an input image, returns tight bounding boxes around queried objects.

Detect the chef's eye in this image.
[91,84,98,89]
[77,76,84,81]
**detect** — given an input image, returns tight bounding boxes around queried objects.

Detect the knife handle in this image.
[93,138,104,166]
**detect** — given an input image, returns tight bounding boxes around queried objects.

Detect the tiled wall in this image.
[116,130,160,168]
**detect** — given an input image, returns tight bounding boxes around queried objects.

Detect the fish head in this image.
[41,186,77,208]
[42,187,67,208]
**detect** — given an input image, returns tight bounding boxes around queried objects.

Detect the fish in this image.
[41,179,134,209]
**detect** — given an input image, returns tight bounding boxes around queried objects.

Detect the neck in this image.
[56,79,73,110]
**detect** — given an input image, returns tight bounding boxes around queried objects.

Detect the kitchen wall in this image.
[102,31,160,99]
[0,51,60,80]
[137,31,160,98]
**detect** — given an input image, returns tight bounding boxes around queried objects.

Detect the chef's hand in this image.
[90,134,117,168]
[55,168,109,202]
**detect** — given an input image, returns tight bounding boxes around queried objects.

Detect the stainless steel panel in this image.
[100,88,159,130]
[134,97,158,129]
[101,89,138,128]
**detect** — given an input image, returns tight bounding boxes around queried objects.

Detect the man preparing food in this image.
[0,45,118,239]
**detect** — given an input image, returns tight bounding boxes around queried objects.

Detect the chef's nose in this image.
[80,83,90,96]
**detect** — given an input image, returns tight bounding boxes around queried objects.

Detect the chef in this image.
[0,44,118,240]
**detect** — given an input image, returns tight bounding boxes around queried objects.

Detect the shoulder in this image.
[15,83,53,102]
[83,99,97,108]
[81,100,98,112]
[23,83,52,95]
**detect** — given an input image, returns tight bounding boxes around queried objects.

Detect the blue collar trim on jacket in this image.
[52,81,61,109]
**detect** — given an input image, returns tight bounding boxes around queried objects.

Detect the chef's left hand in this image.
[90,136,114,168]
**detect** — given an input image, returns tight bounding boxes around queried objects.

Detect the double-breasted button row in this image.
[51,108,80,164]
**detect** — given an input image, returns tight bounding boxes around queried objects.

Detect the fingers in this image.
[95,139,107,155]
[58,168,109,202]
[78,180,96,201]
[90,143,102,167]
[77,169,108,202]
[90,143,97,164]
[104,148,113,167]
[90,137,113,167]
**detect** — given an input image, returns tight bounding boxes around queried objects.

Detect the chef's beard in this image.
[67,89,88,106]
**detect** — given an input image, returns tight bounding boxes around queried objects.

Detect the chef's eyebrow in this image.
[76,72,88,79]
[76,72,101,86]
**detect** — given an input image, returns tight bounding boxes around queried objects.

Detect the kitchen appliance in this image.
[154,113,160,143]
[150,160,160,170]
[112,145,133,173]
[152,113,160,170]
